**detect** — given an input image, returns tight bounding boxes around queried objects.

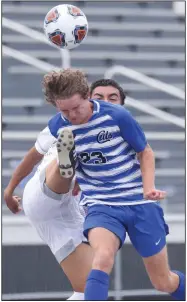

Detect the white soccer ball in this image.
[43,4,88,50]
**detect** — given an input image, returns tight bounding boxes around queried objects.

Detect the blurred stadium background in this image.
[2,0,185,300]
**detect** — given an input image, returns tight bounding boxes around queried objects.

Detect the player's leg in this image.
[143,246,185,300]
[127,202,185,300]
[22,173,93,298]
[60,242,93,293]
[83,205,125,300]
[38,136,91,294]
[54,128,123,300]
[85,227,119,300]
[45,158,73,194]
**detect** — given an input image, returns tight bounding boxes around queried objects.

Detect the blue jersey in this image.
[48,100,147,206]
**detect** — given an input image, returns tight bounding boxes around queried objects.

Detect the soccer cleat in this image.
[56,128,76,178]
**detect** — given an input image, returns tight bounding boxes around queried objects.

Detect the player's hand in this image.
[144,189,167,201]
[4,189,22,214]
[72,179,81,196]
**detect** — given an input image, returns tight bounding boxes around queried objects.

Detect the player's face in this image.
[56,93,93,125]
[91,86,121,105]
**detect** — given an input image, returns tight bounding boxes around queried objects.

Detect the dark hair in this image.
[90,79,126,105]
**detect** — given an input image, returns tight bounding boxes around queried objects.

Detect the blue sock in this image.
[85,269,109,300]
[171,270,185,300]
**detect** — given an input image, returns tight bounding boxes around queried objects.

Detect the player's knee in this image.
[93,247,115,272]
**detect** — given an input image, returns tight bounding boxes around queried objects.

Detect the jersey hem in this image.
[80,200,158,206]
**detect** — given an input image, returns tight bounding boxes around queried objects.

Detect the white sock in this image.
[67,291,84,300]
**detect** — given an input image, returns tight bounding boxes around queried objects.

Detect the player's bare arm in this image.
[4,147,43,213]
[137,144,166,201]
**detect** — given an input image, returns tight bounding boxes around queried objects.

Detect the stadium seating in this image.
[2,1,185,214]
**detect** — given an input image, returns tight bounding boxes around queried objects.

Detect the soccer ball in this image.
[44,4,88,50]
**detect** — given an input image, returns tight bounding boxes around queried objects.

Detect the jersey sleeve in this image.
[35,126,56,154]
[114,107,147,152]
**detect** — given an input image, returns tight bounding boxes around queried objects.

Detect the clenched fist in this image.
[144,189,167,201]
[4,189,22,214]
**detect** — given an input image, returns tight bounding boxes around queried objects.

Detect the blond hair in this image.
[42,68,89,106]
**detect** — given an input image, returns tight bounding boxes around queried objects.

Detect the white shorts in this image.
[22,169,86,263]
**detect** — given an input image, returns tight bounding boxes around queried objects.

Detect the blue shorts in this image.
[83,202,169,258]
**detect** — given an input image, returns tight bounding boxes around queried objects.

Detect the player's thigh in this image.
[84,205,123,252]
[60,242,93,292]
[23,175,85,263]
[88,227,120,253]
[23,172,83,221]
[128,202,169,258]
[88,227,120,273]
[45,158,73,194]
